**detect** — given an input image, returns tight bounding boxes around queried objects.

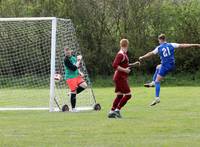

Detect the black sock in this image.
[76,86,85,94]
[71,93,76,108]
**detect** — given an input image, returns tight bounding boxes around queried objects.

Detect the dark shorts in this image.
[158,64,175,77]
[114,78,131,94]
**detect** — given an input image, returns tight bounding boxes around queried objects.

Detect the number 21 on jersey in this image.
[162,47,171,57]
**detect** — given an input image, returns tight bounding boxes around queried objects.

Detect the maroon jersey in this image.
[112,49,129,81]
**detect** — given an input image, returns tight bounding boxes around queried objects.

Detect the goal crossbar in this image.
[0,17,60,21]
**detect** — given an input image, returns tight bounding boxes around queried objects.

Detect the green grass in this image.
[92,72,200,87]
[0,87,200,147]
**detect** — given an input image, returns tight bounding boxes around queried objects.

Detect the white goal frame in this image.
[0,17,98,112]
[0,17,99,112]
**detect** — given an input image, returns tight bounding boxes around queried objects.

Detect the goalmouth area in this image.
[0,17,97,112]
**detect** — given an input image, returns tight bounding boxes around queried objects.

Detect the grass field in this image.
[0,87,200,147]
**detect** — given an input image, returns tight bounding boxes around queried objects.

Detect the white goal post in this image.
[49,17,57,112]
[0,17,98,112]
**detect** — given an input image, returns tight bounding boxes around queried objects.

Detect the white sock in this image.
[115,109,120,112]
[109,110,114,113]
[155,97,160,100]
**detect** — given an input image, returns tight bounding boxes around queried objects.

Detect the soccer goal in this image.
[0,17,100,112]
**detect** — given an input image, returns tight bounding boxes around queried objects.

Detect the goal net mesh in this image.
[0,18,95,111]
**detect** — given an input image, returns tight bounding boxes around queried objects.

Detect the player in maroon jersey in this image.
[108,39,140,118]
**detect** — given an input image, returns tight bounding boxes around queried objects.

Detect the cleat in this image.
[108,111,116,118]
[150,98,160,106]
[114,110,122,118]
[144,81,155,88]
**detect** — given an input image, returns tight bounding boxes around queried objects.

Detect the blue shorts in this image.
[158,63,175,77]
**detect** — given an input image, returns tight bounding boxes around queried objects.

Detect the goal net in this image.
[0,17,96,112]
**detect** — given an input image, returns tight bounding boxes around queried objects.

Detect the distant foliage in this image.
[0,0,200,76]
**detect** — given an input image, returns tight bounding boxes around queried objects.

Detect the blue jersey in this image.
[153,43,179,64]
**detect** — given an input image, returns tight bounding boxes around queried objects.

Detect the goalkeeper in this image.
[63,47,87,112]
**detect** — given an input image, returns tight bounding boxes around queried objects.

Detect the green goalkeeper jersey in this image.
[64,56,79,80]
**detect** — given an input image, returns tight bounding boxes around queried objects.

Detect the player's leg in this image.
[77,82,87,94]
[70,91,77,111]
[114,79,131,118]
[116,93,131,110]
[150,64,175,106]
[114,92,132,118]
[111,93,123,111]
[70,76,87,112]
[150,74,163,106]
[108,92,123,118]
[153,64,161,83]
[144,64,161,87]
[66,78,79,112]
[108,80,124,118]
[76,76,87,94]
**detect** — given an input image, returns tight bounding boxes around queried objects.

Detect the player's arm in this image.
[139,51,155,61]
[139,46,158,61]
[129,61,140,67]
[78,69,84,77]
[112,54,130,74]
[117,66,130,73]
[176,43,200,48]
[64,57,78,71]
[76,55,82,67]
[76,55,84,76]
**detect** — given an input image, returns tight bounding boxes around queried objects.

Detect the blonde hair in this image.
[158,34,166,40]
[120,39,129,48]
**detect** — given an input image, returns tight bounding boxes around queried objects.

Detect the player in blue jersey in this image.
[139,34,200,106]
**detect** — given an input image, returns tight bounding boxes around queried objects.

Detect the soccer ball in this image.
[54,73,62,82]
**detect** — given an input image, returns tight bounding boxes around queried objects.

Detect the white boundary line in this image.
[53,106,94,112]
[76,106,93,111]
[0,107,49,111]
[0,106,93,111]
